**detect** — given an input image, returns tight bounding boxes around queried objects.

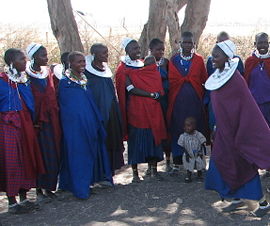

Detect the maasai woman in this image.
[205,31,244,134]
[116,38,166,182]
[25,43,61,201]
[167,32,207,173]
[0,48,44,214]
[84,44,124,175]
[205,40,270,217]
[58,51,112,199]
[149,38,171,172]
[245,32,270,127]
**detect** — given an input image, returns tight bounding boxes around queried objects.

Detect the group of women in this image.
[1,30,270,217]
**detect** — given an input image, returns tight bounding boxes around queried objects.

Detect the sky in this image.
[1,0,270,36]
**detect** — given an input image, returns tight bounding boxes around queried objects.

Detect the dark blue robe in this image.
[85,70,124,173]
[170,55,205,163]
[58,77,112,199]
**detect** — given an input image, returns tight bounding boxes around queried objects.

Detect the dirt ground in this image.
[1,154,270,226]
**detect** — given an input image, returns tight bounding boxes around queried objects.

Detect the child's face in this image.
[144,56,156,66]
[184,122,195,134]
[150,43,165,61]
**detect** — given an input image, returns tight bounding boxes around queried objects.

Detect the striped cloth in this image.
[0,112,35,197]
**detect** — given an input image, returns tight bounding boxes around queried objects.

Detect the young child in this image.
[177,117,206,183]
[144,55,156,66]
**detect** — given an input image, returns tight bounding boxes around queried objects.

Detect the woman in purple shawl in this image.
[205,40,270,217]
[244,32,270,127]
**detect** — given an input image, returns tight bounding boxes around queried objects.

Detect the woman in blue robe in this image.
[85,44,124,175]
[167,32,207,172]
[25,43,62,200]
[58,51,112,199]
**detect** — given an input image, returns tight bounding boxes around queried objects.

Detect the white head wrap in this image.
[26,43,42,59]
[121,38,134,50]
[216,40,236,59]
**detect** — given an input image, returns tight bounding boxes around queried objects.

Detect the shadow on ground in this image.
[1,160,270,226]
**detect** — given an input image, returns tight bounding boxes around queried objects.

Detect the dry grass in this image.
[0,25,256,72]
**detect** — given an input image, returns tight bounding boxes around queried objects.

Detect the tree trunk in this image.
[180,0,211,44]
[166,0,188,54]
[175,0,188,12]
[138,0,167,57]
[47,0,84,54]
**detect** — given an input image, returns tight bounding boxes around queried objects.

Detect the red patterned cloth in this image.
[0,75,45,196]
[167,53,208,125]
[30,70,61,159]
[115,63,167,145]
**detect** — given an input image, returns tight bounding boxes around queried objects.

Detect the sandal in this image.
[150,169,164,181]
[8,203,30,214]
[251,204,270,217]
[132,174,141,183]
[222,201,244,212]
[36,193,52,204]
[184,177,192,183]
[165,164,172,173]
[45,190,57,199]
[20,200,40,211]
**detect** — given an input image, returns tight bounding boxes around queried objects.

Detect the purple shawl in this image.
[211,70,270,190]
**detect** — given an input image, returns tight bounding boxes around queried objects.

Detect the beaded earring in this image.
[30,58,35,67]
[9,63,18,75]
[224,61,230,70]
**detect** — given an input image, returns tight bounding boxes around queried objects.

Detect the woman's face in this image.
[13,51,27,72]
[70,54,86,74]
[94,46,109,63]
[150,43,165,60]
[255,35,269,55]
[126,41,141,60]
[211,46,228,70]
[34,48,48,66]
[180,36,194,54]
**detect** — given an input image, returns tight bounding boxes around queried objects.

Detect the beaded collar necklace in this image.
[26,62,49,79]
[121,55,144,68]
[254,50,270,59]
[179,47,194,61]
[156,57,164,66]
[4,66,29,84]
[65,69,88,90]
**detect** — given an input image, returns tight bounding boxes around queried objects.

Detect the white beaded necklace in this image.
[25,62,49,79]
[254,50,270,59]
[179,47,194,61]
[65,69,88,90]
[121,55,144,68]
[4,66,29,84]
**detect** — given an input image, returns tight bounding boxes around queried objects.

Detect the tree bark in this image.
[47,0,84,54]
[175,0,188,12]
[166,0,189,54]
[181,0,211,44]
[138,0,167,57]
